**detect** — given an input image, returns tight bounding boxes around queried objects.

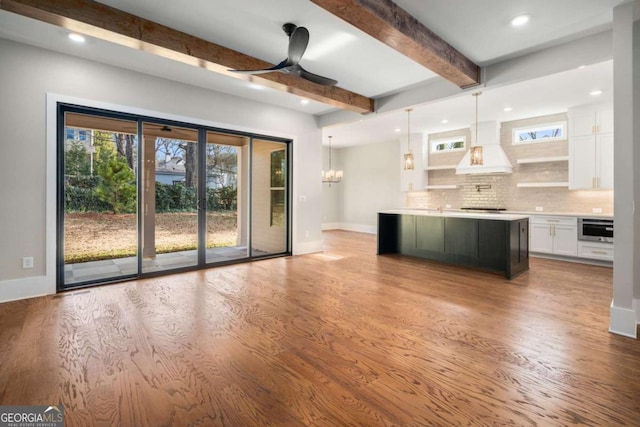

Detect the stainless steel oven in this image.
[578,218,614,243]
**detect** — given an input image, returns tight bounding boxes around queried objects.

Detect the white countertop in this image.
[506,210,614,219]
[380,209,529,221]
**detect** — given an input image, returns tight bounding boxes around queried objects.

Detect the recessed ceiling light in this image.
[504,107,513,112]
[441,119,449,124]
[300,99,309,105]
[590,90,603,96]
[394,128,401,133]
[68,33,85,43]
[511,15,530,27]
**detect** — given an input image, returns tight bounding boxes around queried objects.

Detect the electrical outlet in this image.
[592,207,603,214]
[22,257,33,269]
[445,204,452,209]
[535,206,544,212]
[305,230,310,238]
[299,195,307,202]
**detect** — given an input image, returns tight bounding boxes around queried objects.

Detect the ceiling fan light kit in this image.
[230,23,338,86]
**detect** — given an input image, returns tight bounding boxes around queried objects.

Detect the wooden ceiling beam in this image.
[0,0,374,113]
[311,0,480,88]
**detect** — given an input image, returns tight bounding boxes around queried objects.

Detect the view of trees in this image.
[64,129,238,214]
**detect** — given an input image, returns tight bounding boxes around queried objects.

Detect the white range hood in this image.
[455,121,512,175]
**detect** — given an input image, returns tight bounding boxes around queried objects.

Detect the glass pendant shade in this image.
[470,146,483,165]
[404,152,415,170]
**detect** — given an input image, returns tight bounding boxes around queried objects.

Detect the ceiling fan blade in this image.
[299,67,338,86]
[230,59,290,74]
[288,26,309,64]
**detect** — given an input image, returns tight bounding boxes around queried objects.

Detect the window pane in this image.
[63,112,138,287]
[514,123,565,144]
[252,140,288,256]
[432,138,465,152]
[205,131,249,264]
[271,150,286,187]
[142,122,199,274]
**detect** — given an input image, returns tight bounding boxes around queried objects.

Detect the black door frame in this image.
[57,103,292,292]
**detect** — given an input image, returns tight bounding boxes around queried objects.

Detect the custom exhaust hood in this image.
[455,121,513,175]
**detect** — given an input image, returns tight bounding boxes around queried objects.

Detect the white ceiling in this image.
[0,0,628,143]
[394,0,626,64]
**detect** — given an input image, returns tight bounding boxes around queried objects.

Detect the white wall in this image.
[0,38,322,301]
[322,140,404,233]
[610,2,639,338]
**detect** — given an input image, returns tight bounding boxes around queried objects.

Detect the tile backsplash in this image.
[407,113,614,214]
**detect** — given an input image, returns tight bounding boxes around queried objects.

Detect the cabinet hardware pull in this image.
[546,219,560,222]
[592,250,608,255]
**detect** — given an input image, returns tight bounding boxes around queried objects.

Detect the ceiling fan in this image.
[230,23,338,87]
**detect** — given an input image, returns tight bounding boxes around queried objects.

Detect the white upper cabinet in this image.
[568,105,613,190]
[571,108,614,136]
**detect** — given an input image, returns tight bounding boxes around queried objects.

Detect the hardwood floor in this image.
[1,230,638,426]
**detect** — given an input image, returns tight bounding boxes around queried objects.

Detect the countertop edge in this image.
[379,209,529,221]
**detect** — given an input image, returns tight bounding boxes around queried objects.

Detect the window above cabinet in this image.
[512,121,566,145]
[430,136,466,154]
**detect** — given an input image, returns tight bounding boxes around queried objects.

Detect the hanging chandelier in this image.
[322,136,343,184]
[470,92,484,166]
[403,108,415,170]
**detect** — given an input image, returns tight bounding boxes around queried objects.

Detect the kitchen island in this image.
[378,209,530,279]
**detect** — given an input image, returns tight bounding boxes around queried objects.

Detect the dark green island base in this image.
[378,211,530,279]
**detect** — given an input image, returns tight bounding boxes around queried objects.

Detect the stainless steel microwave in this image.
[578,218,614,243]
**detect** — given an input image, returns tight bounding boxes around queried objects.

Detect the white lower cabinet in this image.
[578,241,614,261]
[529,216,577,256]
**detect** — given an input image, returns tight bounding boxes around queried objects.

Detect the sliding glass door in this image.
[61,111,139,286]
[251,139,289,256]
[141,122,199,274]
[205,131,249,264]
[58,105,291,290]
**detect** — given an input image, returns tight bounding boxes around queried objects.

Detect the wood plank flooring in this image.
[1,230,639,426]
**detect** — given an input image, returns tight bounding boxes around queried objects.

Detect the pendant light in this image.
[403,108,415,170]
[322,136,343,185]
[470,92,484,166]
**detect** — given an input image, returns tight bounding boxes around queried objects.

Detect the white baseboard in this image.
[293,239,323,255]
[321,223,376,234]
[0,275,55,304]
[636,299,640,324]
[321,222,342,231]
[530,252,613,267]
[609,300,638,338]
